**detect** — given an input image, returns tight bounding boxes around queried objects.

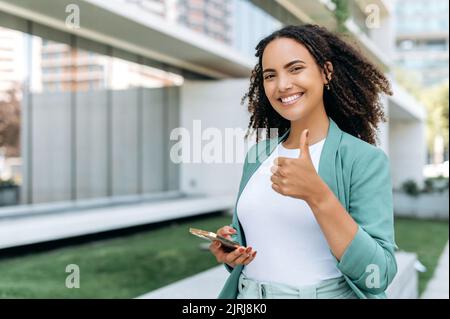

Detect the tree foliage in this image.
[0,86,21,157]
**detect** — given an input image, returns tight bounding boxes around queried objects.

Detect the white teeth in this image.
[280,93,303,104]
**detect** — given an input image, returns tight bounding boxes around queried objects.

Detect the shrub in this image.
[400,176,449,197]
[401,179,420,197]
[0,178,17,188]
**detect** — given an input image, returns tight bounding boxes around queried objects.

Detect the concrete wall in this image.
[389,119,427,189]
[32,91,72,203]
[21,87,179,204]
[369,8,395,63]
[394,189,449,220]
[76,89,109,199]
[179,79,252,196]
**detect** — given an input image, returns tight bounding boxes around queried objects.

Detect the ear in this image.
[322,61,334,84]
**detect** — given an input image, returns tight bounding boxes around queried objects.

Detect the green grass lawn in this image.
[0,213,447,298]
[394,217,449,296]
[0,214,232,298]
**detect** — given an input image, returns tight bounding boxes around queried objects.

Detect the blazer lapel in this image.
[318,118,343,200]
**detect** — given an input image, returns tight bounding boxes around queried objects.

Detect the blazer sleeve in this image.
[336,148,398,294]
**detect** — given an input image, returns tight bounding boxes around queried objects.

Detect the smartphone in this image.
[189,227,239,252]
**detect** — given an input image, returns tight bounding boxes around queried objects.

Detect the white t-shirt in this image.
[238,138,342,287]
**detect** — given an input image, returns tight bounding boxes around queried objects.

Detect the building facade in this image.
[0,0,427,211]
[395,0,449,87]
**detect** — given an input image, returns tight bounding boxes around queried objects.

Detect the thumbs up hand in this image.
[270,129,327,204]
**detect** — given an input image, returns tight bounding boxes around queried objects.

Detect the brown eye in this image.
[290,66,303,72]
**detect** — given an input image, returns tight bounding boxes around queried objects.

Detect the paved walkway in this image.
[421,241,449,299]
[137,265,228,299]
[0,195,234,250]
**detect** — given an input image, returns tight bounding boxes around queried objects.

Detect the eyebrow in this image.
[262,59,306,74]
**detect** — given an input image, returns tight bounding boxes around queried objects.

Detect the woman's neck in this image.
[282,109,329,149]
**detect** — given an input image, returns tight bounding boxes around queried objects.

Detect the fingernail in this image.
[246,247,252,253]
[252,251,257,257]
[239,247,245,253]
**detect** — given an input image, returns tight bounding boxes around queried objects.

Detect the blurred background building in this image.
[395,0,449,87]
[0,0,445,226]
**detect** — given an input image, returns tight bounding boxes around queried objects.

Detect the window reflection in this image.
[120,0,283,59]
[0,26,25,206]
[108,55,183,90]
[0,19,185,207]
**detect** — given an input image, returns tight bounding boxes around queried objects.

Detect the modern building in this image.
[39,40,183,92]
[394,0,449,87]
[177,0,233,44]
[37,0,232,92]
[0,26,24,100]
[0,0,427,218]
[394,0,449,167]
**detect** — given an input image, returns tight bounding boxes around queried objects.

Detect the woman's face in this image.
[261,37,327,122]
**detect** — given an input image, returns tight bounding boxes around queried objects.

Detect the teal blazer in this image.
[218,118,398,299]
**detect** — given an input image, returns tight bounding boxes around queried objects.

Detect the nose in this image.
[277,75,293,92]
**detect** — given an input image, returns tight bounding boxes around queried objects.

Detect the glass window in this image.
[0,22,25,207]
[27,24,73,203]
[0,12,187,208]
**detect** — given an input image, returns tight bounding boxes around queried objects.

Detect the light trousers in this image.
[237,273,358,299]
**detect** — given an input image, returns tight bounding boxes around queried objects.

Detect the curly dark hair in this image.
[243,24,392,145]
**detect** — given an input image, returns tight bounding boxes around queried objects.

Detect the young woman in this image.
[209,24,398,299]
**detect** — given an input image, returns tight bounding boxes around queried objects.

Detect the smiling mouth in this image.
[278,92,304,106]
